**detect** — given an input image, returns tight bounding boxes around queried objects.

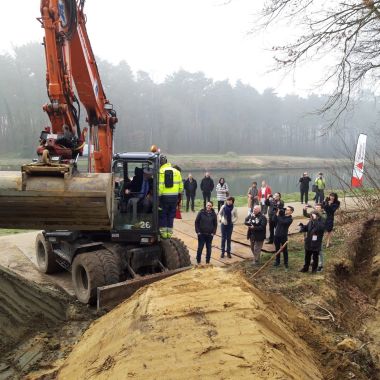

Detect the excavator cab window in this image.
[113,159,157,236]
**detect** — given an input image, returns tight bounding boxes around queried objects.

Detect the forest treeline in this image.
[0,43,378,158]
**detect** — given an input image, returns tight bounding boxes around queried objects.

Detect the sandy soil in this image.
[58,267,322,380]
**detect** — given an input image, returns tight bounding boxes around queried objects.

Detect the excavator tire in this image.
[72,252,107,305]
[171,238,191,267]
[96,249,121,285]
[35,233,61,274]
[160,239,180,270]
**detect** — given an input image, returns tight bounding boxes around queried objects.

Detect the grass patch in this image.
[0,229,27,236]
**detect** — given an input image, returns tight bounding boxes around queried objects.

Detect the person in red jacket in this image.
[258,180,272,215]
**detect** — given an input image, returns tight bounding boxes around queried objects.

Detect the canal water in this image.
[187,168,352,198]
[0,163,352,197]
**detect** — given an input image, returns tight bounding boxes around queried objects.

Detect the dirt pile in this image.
[58,267,322,379]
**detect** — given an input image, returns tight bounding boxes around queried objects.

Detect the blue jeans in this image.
[221,223,233,255]
[197,234,213,264]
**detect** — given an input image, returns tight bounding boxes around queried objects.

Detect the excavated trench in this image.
[0,266,92,379]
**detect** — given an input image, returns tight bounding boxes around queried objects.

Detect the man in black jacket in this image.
[299,212,325,273]
[273,206,294,269]
[200,172,214,209]
[299,172,311,204]
[265,192,284,244]
[184,174,197,212]
[195,201,218,264]
[245,205,267,265]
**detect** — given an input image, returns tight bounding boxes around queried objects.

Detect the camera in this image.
[278,208,286,216]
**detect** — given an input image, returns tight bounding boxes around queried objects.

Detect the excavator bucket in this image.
[0,170,113,230]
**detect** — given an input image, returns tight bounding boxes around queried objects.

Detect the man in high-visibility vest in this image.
[159,155,183,238]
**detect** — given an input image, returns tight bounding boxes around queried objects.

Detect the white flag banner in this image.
[351,134,367,188]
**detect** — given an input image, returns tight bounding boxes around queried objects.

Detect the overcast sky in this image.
[0,0,326,96]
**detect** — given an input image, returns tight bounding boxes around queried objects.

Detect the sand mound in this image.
[58,267,322,380]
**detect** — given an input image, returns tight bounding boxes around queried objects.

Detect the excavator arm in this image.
[0,0,117,229]
[38,0,117,172]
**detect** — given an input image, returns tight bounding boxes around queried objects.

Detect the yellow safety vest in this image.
[159,163,183,196]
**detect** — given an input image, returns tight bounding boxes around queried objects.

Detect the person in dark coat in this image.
[265,192,284,244]
[299,172,311,204]
[200,172,214,209]
[303,203,326,271]
[119,167,143,213]
[299,212,325,273]
[245,205,267,265]
[273,206,294,269]
[184,173,197,212]
[194,201,218,264]
[322,192,340,248]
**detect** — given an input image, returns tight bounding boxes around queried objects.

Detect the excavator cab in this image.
[111,152,159,244]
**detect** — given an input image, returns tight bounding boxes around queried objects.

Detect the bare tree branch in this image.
[258,0,380,126]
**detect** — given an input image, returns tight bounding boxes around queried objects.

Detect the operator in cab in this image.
[159,155,183,239]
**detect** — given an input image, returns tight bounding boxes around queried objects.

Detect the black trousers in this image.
[202,192,211,208]
[186,194,195,211]
[274,236,288,267]
[300,189,309,204]
[303,250,319,272]
[217,200,224,212]
[315,190,324,204]
[268,216,276,243]
[196,234,213,264]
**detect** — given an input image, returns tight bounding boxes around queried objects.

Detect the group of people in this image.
[183,172,230,212]
[298,171,327,204]
[134,160,340,272]
[194,173,340,275]
[299,192,340,272]
[195,196,238,265]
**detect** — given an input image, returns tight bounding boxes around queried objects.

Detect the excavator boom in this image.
[0,0,117,230]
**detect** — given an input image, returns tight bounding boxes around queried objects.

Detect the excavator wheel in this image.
[96,249,121,285]
[35,233,61,274]
[170,238,191,267]
[160,239,180,270]
[72,250,120,305]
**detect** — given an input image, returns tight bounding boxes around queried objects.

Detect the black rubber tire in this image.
[35,233,61,274]
[160,239,180,270]
[171,238,191,267]
[96,249,121,285]
[72,252,106,305]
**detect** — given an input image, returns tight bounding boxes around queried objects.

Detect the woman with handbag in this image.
[218,196,238,258]
[216,177,229,211]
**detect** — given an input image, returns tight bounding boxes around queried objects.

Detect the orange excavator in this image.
[0,0,190,308]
